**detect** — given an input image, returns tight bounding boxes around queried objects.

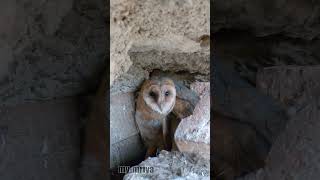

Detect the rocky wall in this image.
[0,98,80,180]
[0,0,107,179]
[0,0,107,106]
[213,0,320,179]
[110,0,210,171]
[110,0,210,86]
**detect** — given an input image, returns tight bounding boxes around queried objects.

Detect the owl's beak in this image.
[157,96,164,106]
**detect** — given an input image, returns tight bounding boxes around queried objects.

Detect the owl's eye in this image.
[165,91,170,96]
[149,91,156,98]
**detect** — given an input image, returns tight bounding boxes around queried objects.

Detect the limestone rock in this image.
[129,36,210,76]
[110,0,210,86]
[174,82,210,160]
[124,150,210,180]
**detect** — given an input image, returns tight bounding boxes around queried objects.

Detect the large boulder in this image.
[240,66,320,179]
[175,82,210,160]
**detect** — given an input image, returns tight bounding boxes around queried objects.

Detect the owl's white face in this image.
[142,78,176,115]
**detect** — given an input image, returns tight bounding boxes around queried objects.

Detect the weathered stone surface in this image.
[175,82,210,160]
[0,0,107,106]
[213,0,320,40]
[239,66,320,179]
[257,66,320,109]
[110,0,209,86]
[213,60,288,143]
[129,36,210,75]
[110,66,148,95]
[110,92,145,169]
[0,98,80,180]
[0,0,27,46]
[213,113,270,180]
[124,150,210,180]
[213,30,320,89]
[264,99,320,180]
[111,36,210,95]
[240,99,320,180]
[0,43,14,81]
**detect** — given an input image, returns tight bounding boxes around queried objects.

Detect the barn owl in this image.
[135,75,176,158]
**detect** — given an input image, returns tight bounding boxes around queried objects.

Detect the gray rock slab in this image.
[110,92,145,169]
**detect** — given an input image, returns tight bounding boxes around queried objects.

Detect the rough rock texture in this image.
[80,74,107,180]
[175,82,210,160]
[239,66,320,179]
[0,98,80,180]
[213,1,320,179]
[263,99,320,180]
[214,31,320,88]
[213,0,320,40]
[239,101,320,180]
[110,0,209,86]
[213,60,288,143]
[123,150,210,180]
[0,0,107,179]
[110,93,145,169]
[257,66,320,109]
[213,112,270,180]
[110,0,209,177]
[0,0,107,106]
[111,36,210,95]
[129,36,210,75]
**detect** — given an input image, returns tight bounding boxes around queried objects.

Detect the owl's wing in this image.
[173,81,200,119]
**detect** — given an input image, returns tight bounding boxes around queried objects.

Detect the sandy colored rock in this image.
[174,82,210,160]
[129,35,210,75]
[124,150,210,180]
[110,0,210,86]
